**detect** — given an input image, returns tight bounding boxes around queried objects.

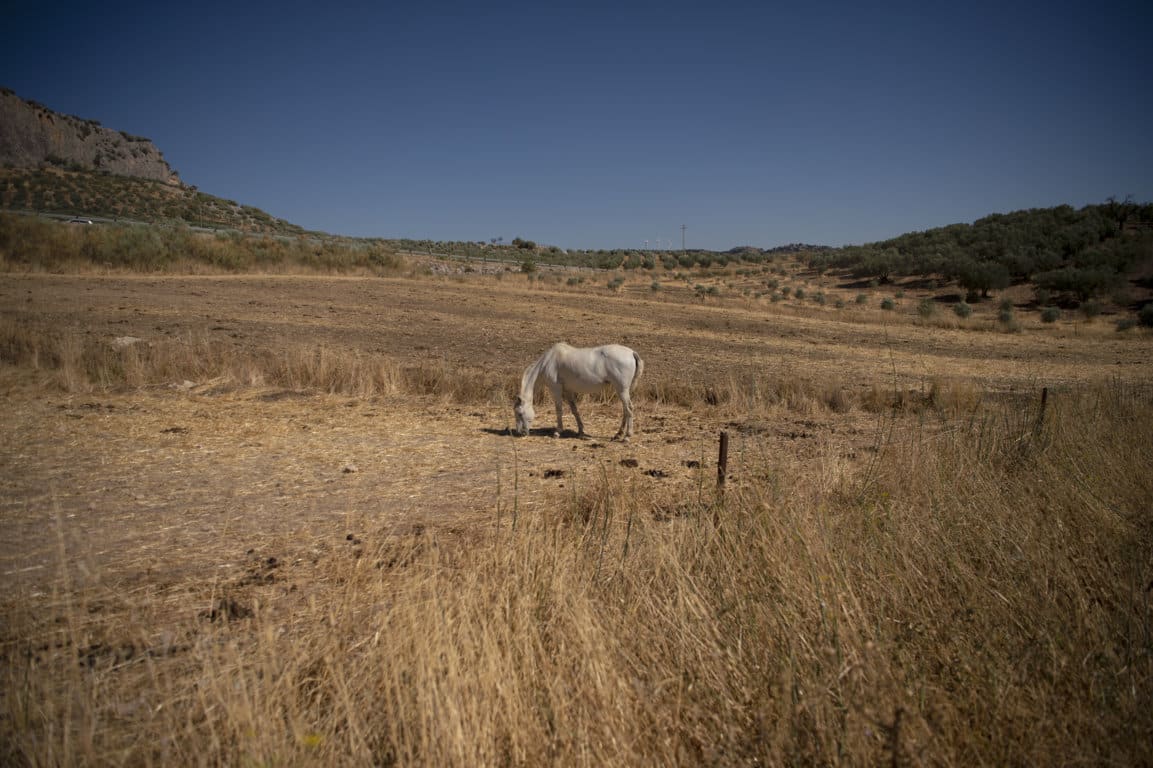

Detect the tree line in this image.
[804,200,1153,305]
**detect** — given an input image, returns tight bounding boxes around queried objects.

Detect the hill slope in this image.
[805,202,1153,306]
[0,167,305,234]
[0,88,303,235]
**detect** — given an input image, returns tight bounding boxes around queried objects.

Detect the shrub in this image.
[794,288,806,300]
[917,298,935,318]
[1080,300,1103,320]
[1115,316,1136,332]
[1040,306,1060,324]
[880,298,895,311]
[1139,304,1153,328]
[997,307,1021,332]
[855,293,868,305]
[953,302,973,319]
[650,280,661,292]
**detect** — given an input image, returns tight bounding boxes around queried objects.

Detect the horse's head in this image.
[513,395,534,436]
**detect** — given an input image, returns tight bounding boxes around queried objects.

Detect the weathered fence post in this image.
[1032,386,1049,442]
[715,431,730,524]
[717,430,730,490]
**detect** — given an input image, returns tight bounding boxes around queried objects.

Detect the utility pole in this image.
[681,224,686,252]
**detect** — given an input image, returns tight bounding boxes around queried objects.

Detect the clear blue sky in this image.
[4,1,1151,250]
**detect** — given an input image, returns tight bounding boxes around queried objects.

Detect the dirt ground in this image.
[2,270,1150,593]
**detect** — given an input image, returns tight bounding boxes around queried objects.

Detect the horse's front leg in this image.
[552,395,565,438]
[566,395,586,438]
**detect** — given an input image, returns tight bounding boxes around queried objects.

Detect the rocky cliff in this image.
[0,88,181,185]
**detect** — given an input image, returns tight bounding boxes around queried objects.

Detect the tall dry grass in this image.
[0,320,513,404]
[2,375,1150,765]
[2,319,984,418]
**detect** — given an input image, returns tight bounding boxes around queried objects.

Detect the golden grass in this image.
[2,269,1151,765]
[2,369,1151,765]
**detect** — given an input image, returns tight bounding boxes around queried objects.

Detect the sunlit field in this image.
[1,261,1151,765]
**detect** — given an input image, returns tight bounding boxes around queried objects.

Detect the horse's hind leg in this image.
[566,395,586,437]
[615,390,634,441]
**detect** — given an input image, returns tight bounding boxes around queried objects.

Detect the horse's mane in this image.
[519,345,559,401]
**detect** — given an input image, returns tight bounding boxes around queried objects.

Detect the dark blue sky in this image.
[4,1,1151,249]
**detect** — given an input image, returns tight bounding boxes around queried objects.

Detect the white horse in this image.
[514,343,644,441]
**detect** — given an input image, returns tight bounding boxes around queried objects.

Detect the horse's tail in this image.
[632,351,645,387]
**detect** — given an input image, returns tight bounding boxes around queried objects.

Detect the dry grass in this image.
[2,372,1151,765]
[0,320,515,405]
[2,270,1151,766]
[0,320,976,418]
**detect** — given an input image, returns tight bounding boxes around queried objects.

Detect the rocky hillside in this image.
[0,88,180,185]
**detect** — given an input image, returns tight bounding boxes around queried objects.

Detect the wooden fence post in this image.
[715,431,730,525]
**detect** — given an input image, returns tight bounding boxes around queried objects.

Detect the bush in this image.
[917,298,935,318]
[793,288,805,300]
[650,280,661,292]
[1040,306,1060,324]
[1080,300,1103,320]
[1139,304,1153,328]
[953,302,973,318]
[1115,316,1136,332]
[856,293,869,305]
[997,307,1021,332]
[880,298,895,311]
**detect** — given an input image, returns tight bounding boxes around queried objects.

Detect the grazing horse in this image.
[513,343,644,440]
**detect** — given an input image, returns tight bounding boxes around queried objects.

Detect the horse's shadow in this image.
[481,427,587,439]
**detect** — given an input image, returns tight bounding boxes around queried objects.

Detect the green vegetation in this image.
[1,168,305,235]
[0,213,402,274]
[806,200,1153,307]
[6,170,1150,325]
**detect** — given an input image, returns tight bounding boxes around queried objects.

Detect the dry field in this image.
[2,265,1152,765]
